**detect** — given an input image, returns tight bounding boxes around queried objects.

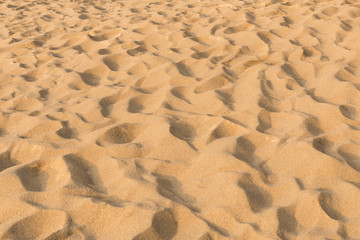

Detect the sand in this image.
[0,0,360,239]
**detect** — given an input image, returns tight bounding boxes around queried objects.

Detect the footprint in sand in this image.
[56,121,78,139]
[0,151,18,172]
[208,120,245,143]
[16,158,70,192]
[281,64,306,87]
[96,123,143,146]
[216,88,235,110]
[338,144,360,172]
[256,109,272,133]
[154,173,198,211]
[191,51,209,60]
[79,13,90,20]
[169,120,197,151]
[133,208,178,240]
[21,69,43,82]
[339,104,357,120]
[223,24,249,34]
[232,136,256,162]
[79,72,101,86]
[4,210,68,240]
[103,54,133,71]
[257,31,272,44]
[277,205,298,238]
[98,48,111,55]
[318,191,346,221]
[340,20,352,32]
[63,153,106,193]
[302,46,315,57]
[103,56,120,71]
[78,65,108,86]
[312,137,334,155]
[335,67,357,83]
[283,16,294,25]
[127,46,147,56]
[0,128,7,137]
[174,61,195,78]
[258,95,283,112]
[16,161,49,192]
[170,86,192,104]
[38,88,49,101]
[128,96,146,113]
[99,95,120,117]
[87,33,108,42]
[237,174,272,213]
[304,117,324,136]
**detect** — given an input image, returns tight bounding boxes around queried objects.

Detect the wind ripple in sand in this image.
[1,0,360,239]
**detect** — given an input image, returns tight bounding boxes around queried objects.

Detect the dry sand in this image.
[0,0,360,239]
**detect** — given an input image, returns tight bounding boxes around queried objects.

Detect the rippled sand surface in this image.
[0,0,360,239]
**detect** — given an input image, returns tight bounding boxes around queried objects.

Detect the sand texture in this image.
[1,0,360,239]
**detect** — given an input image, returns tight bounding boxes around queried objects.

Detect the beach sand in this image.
[0,0,360,239]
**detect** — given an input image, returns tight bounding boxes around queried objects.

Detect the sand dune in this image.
[1,0,360,239]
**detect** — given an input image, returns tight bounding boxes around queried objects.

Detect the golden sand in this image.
[0,0,360,239]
